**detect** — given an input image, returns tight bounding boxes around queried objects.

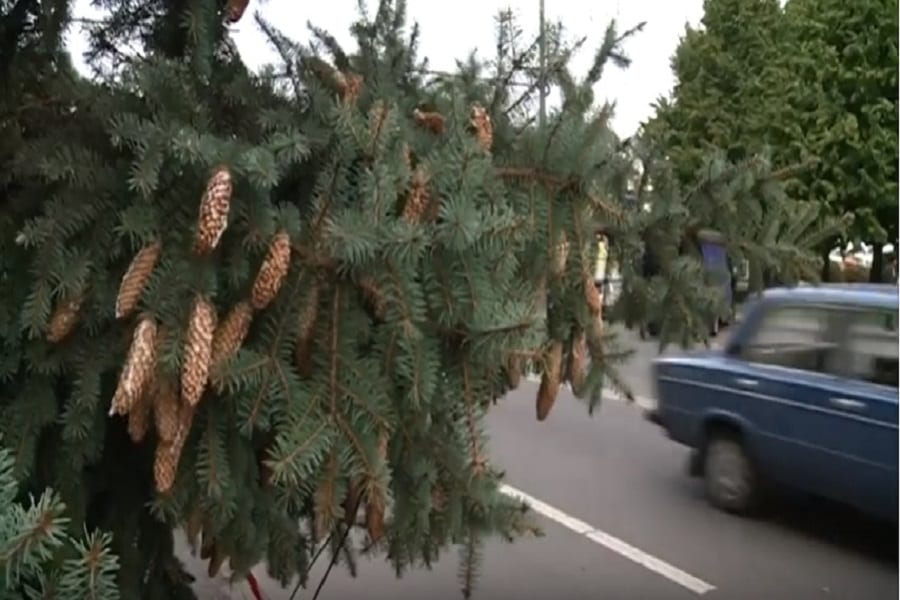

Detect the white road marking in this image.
[499,483,717,596]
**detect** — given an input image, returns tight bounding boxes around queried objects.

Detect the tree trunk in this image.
[869,243,884,283]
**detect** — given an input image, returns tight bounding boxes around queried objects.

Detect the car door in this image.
[822,305,899,518]
[721,302,853,498]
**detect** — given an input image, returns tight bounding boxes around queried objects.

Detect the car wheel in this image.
[703,434,758,514]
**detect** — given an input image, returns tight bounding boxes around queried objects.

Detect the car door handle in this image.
[829,397,867,411]
[733,377,758,388]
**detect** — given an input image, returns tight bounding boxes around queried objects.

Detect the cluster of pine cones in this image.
[46,166,293,493]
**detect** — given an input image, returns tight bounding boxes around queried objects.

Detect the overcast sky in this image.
[67,0,704,137]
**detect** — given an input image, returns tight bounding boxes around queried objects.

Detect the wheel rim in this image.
[709,446,748,503]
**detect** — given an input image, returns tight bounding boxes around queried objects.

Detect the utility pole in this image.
[538,0,547,127]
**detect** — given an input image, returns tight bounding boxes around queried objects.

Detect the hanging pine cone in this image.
[470,102,493,151]
[412,108,445,135]
[127,391,152,443]
[584,275,602,318]
[550,233,569,277]
[181,296,216,407]
[110,317,159,417]
[505,354,522,388]
[294,283,320,376]
[536,340,564,421]
[193,167,233,256]
[403,167,432,223]
[211,300,254,369]
[251,231,291,310]
[46,295,83,343]
[359,276,386,320]
[207,544,227,578]
[341,72,363,105]
[153,402,193,493]
[567,332,588,395]
[152,379,180,443]
[225,0,249,23]
[116,240,162,320]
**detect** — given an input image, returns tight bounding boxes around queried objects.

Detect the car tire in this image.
[703,434,759,514]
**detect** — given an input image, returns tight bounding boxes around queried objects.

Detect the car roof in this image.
[760,283,899,309]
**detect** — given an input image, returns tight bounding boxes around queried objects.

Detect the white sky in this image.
[67,0,703,137]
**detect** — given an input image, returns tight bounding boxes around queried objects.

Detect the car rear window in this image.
[738,305,838,373]
[842,308,898,388]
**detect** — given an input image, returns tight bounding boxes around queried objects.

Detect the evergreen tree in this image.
[1,0,840,597]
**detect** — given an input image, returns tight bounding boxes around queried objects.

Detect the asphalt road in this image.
[189,325,898,600]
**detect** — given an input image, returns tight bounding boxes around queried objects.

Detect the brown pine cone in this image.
[46,295,83,343]
[412,108,445,135]
[207,544,227,578]
[193,167,233,256]
[153,402,193,493]
[294,283,320,376]
[211,300,254,368]
[225,0,249,23]
[152,379,180,443]
[359,276,386,320]
[470,103,493,152]
[536,340,564,421]
[403,167,432,223]
[584,275,602,318]
[110,317,159,417]
[116,240,162,320]
[550,233,569,277]
[127,391,152,443]
[341,72,363,105]
[365,493,386,544]
[505,355,522,389]
[181,296,216,407]
[567,332,588,395]
[250,231,291,310]
[369,101,389,141]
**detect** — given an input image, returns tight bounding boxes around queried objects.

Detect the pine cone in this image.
[584,275,602,318]
[153,379,180,443]
[365,494,386,544]
[505,355,522,389]
[251,231,291,310]
[207,544,227,578]
[470,103,493,151]
[401,143,413,171]
[153,403,193,493]
[110,317,159,417]
[341,72,363,104]
[127,391,152,443]
[403,167,432,223]
[116,240,162,320]
[294,283,320,376]
[567,332,588,395]
[551,234,569,277]
[359,276,386,320]
[536,340,564,421]
[225,0,249,23]
[46,295,83,343]
[211,300,254,368]
[412,108,445,135]
[193,167,233,256]
[181,296,216,407]
[369,101,389,141]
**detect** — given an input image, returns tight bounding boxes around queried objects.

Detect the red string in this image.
[247,571,264,600]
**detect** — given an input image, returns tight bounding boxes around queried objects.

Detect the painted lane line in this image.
[498,483,717,596]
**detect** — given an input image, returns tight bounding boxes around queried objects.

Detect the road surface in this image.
[188,325,898,600]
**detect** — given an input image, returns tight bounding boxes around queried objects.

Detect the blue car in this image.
[647,284,898,521]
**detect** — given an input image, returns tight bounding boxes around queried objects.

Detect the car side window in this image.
[840,308,898,388]
[736,305,839,374]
